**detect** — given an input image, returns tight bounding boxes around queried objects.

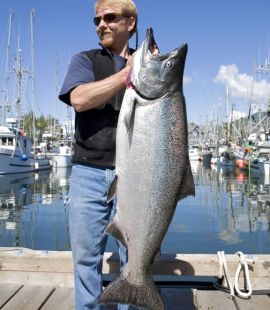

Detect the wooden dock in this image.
[0,248,269,309]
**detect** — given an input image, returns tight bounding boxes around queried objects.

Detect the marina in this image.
[0,162,269,308]
[0,162,270,253]
[0,9,73,176]
[0,3,269,309]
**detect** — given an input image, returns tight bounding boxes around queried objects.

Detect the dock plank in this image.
[0,249,269,309]
[1,249,269,279]
[160,287,196,309]
[1,285,54,310]
[41,287,75,310]
[0,284,22,308]
[194,290,270,310]
[0,284,269,310]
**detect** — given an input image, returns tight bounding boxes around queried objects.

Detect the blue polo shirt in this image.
[59,52,126,105]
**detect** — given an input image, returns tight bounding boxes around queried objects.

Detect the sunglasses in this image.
[93,13,127,26]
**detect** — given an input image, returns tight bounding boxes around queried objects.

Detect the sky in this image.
[0,0,269,125]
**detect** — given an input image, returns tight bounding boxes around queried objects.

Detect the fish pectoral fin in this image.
[107,175,118,203]
[105,213,127,247]
[123,97,136,144]
[99,270,164,310]
[177,162,195,201]
[151,247,162,265]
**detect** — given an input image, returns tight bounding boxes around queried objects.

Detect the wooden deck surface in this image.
[0,248,269,309]
[0,284,269,309]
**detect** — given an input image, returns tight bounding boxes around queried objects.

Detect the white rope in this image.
[217,251,254,299]
[234,251,254,298]
[217,251,234,297]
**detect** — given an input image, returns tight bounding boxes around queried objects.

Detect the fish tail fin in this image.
[99,271,164,310]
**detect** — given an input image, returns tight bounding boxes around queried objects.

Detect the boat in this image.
[211,144,235,167]
[0,121,52,174]
[44,52,73,169]
[47,143,72,168]
[0,11,52,174]
[189,145,201,161]
[200,148,212,165]
[38,132,72,168]
[211,153,235,167]
[233,147,252,170]
[250,155,270,177]
[248,132,270,177]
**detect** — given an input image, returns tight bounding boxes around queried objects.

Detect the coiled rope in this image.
[216,251,254,299]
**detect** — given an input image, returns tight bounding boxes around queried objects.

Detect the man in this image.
[59,0,138,309]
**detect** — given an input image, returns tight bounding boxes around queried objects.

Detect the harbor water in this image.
[0,162,269,254]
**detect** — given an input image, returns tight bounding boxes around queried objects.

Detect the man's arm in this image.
[70,64,130,112]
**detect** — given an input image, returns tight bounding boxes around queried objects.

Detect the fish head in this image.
[130,27,188,100]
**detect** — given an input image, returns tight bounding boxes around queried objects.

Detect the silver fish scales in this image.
[100,27,195,310]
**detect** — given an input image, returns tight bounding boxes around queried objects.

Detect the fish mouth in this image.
[142,27,187,61]
[142,27,179,60]
[142,27,158,57]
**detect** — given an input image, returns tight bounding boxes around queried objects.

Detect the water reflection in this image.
[0,163,269,253]
[0,168,71,250]
[163,161,270,254]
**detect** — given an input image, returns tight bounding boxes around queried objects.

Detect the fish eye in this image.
[165,61,173,68]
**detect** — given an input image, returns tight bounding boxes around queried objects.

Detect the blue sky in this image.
[0,0,269,125]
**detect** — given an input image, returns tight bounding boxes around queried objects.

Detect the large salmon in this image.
[100,27,195,310]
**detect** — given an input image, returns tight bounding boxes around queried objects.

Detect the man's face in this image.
[95,6,133,49]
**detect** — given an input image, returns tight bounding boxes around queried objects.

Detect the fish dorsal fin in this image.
[107,175,118,203]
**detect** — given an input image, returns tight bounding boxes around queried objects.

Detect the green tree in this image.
[21,113,60,142]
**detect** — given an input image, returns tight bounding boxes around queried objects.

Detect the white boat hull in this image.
[47,145,72,168]
[49,154,72,168]
[189,148,201,161]
[211,156,235,167]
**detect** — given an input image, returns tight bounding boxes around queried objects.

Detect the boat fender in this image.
[21,154,28,161]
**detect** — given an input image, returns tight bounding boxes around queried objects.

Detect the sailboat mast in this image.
[253,42,270,131]
[226,85,231,141]
[14,36,23,127]
[30,8,36,149]
[55,51,60,133]
[2,10,14,125]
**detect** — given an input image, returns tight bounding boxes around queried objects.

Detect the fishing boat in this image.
[39,52,73,169]
[249,132,270,176]
[211,153,235,167]
[0,121,52,174]
[211,144,235,167]
[189,145,201,161]
[250,155,270,177]
[0,11,52,174]
[200,148,212,165]
[47,143,72,168]
[233,147,251,170]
